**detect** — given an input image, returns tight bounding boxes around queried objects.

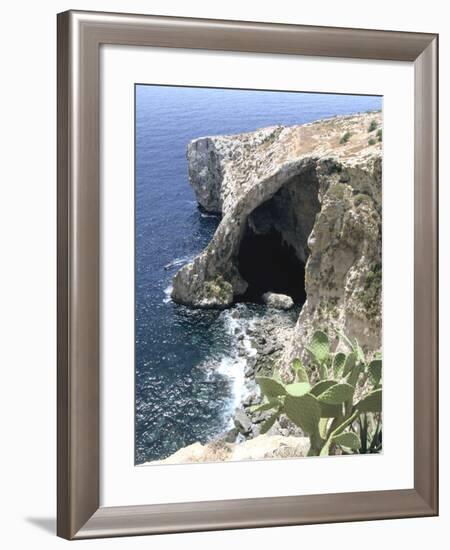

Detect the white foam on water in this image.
[163,284,173,303]
[216,355,247,417]
[200,212,219,219]
[212,306,260,428]
[164,255,194,271]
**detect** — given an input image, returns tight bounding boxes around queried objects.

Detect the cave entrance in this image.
[236,166,320,306]
[238,225,306,304]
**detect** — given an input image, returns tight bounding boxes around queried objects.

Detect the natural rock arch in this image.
[171,158,321,308]
[171,114,382,367]
[236,166,320,304]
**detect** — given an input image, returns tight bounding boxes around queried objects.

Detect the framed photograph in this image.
[57,10,438,539]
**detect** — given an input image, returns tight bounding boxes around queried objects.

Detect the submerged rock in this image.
[262,292,294,310]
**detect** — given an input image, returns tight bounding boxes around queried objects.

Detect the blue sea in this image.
[135,85,382,463]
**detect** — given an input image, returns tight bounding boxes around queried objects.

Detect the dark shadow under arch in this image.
[236,165,320,306]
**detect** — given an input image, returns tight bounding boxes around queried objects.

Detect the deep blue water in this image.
[135,85,382,463]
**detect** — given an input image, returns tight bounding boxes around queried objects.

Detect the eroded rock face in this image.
[172,155,321,307]
[173,112,382,362]
[187,137,225,213]
[281,156,382,378]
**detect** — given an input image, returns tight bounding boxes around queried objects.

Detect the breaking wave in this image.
[199,305,259,429]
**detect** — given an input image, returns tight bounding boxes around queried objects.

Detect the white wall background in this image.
[0,0,447,548]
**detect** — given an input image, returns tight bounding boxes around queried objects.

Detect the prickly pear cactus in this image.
[255,329,382,456]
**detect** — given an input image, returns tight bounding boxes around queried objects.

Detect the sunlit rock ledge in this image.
[143,434,311,465]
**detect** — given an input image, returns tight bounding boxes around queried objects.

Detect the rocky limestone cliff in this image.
[172,112,382,371]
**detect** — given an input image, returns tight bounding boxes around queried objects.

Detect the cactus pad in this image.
[256,377,286,398]
[285,382,311,397]
[310,380,337,396]
[249,399,280,413]
[356,389,382,412]
[292,357,309,383]
[342,352,356,377]
[260,412,279,434]
[332,431,361,449]
[307,330,330,365]
[319,402,343,418]
[284,394,321,435]
[368,359,382,386]
[346,363,361,390]
[317,383,355,404]
[333,352,347,377]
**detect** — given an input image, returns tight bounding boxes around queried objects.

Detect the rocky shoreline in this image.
[171,112,382,362]
[227,303,303,441]
[145,300,309,465]
[145,112,382,465]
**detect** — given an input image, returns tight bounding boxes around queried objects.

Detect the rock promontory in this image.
[172,111,382,372]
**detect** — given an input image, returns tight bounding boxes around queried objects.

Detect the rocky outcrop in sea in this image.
[172,112,382,366]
